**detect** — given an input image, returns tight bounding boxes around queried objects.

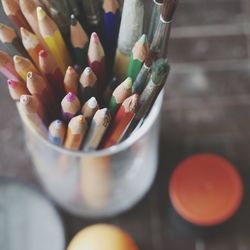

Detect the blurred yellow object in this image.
[67,224,139,250]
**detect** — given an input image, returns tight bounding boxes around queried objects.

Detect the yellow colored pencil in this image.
[37,7,72,74]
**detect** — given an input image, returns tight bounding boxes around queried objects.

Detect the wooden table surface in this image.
[1,0,250,249]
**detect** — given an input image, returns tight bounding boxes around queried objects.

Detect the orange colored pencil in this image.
[0,50,20,80]
[37,7,72,74]
[1,0,31,30]
[13,55,40,81]
[88,32,106,97]
[64,66,79,95]
[19,0,44,41]
[20,27,45,67]
[102,94,139,148]
[38,49,65,102]
[7,79,29,101]
[64,115,88,150]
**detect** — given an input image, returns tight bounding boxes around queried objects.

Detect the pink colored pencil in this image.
[7,79,29,101]
[88,32,106,99]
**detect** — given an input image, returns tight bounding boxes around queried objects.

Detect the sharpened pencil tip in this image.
[138,34,147,44]
[26,71,33,79]
[36,7,46,20]
[87,97,98,109]
[54,119,63,128]
[20,95,31,105]
[91,32,100,44]
[123,77,133,89]
[70,14,77,25]
[13,55,22,63]
[7,79,17,88]
[83,67,92,76]
[39,49,48,58]
[65,92,76,102]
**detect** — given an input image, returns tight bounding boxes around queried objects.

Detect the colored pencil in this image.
[132,51,154,94]
[37,6,72,74]
[0,50,20,80]
[123,59,170,138]
[150,0,178,57]
[109,77,132,116]
[114,0,144,81]
[104,77,118,105]
[48,119,66,146]
[80,0,102,31]
[128,34,149,82]
[102,94,139,148]
[81,97,99,125]
[64,66,79,95]
[147,0,163,45]
[61,92,81,123]
[38,49,65,102]
[79,67,97,105]
[19,0,44,41]
[1,0,31,30]
[13,55,40,81]
[83,108,111,151]
[40,1,70,35]
[26,71,58,120]
[102,0,120,72]
[64,115,88,150]
[70,14,89,69]
[0,23,27,56]
[18,94,47,137]
[20,27,45,68]
[7,79,29,101]
[88,32,106,97]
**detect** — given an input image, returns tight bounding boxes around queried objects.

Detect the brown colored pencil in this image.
[81,97,99,124]
[26,71,59,119]
[13,55,40,81]
[88,32,106,97]
[83,108,111,151]
[102,94,139,148]
[64,115,88,150]
[38,49,65,102]
[1,0,31,30]
[61,92,81,123]
[37,6,72,74]
[0,50,20,80]
[0,23,27,56]
[7,79,29,101]
[64,66,79,95]
[20,27,45,67]
[79,67,97,105]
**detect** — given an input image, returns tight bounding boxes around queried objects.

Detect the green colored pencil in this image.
[109,77,132,116]
[128,34,149,82]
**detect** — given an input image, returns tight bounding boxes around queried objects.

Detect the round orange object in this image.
[169,154,243,226]
[67,224,139,250]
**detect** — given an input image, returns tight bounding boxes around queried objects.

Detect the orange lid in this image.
[169,154,243,226]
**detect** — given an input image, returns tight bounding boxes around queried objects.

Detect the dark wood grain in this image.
[1,0,250,249]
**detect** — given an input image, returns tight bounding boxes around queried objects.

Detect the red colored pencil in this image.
[38,49,65,102]
[88,32,106,98]
[102,94,139,148]
[26,71,59,120]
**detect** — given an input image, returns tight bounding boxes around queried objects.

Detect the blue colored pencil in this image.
[102,0,121,73]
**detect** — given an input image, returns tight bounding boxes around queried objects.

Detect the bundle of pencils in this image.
[0,0,178,151]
